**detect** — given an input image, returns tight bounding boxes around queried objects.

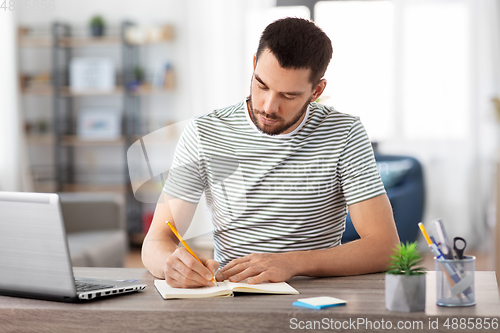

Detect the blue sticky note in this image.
[293,296,347,310]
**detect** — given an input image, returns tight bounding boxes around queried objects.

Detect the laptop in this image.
[0,191,147,302]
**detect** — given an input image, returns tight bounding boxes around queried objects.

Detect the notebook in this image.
[154,279,299,299]
[0,191,147,302]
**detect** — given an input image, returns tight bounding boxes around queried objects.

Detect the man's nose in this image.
[263,93,279,114]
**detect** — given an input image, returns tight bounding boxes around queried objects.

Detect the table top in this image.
[1,268,499,333]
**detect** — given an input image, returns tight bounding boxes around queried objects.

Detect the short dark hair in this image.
[256,17,333,85]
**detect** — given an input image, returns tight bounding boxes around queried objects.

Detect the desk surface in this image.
[1,268,499,333]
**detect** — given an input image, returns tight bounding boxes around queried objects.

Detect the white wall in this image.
[0,10,18,190]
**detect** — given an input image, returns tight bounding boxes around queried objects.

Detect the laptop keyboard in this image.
[75,281,114,292]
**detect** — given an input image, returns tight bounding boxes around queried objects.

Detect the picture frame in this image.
[77,108,121,141]
[70,58,115,92]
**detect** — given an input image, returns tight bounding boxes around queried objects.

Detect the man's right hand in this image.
[164,247,220,288]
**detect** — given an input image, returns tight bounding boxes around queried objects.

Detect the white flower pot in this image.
[385,274,426,312]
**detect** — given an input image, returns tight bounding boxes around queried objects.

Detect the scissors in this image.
[453,237,467,259]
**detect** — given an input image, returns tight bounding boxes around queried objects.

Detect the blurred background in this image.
[1,0,499,280]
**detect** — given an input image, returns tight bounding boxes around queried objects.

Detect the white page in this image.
[225,280,299,294]
[154,280,232,299]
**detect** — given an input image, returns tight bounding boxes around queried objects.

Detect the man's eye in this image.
[283,95,295,100]
[258,84,268,90]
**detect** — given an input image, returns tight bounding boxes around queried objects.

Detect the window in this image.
[399,0,470,140]
[315,1,394,141]
[315,0,470,141]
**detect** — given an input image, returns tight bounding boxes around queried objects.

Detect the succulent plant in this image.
[90,16,105,28]
[387,241,425,276]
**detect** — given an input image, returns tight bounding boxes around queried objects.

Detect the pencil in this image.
[418,222,462,298]
[166,221,216,285]
[418,222,432,245]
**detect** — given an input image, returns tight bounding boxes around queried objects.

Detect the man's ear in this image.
[311,79,327,102]
[253,54,257,70]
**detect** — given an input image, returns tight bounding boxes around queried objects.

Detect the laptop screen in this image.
[0,192,76,298]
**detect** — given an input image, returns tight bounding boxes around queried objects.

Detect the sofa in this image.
[59,193,128,267]
[341,154,425,244]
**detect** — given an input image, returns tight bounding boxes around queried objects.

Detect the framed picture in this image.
[77,109,121,141]
[70,58,115,92]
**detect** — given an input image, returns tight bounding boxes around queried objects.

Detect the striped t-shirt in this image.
[163,99,385,267]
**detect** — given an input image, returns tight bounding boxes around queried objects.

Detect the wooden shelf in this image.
[57,35,173,48]
[131,84,172,95]
[27,134,125,146]
[21,85,172,97]
[60,136,125,146]
[58,36,121,48]
[125,37,173,46]
[27,134,54,145]
[22,85,53,96]
[60,86,124,97]
[33,182,57,193]
[59,85,172,97]
[62,183,127,193]
[19,37,52,48]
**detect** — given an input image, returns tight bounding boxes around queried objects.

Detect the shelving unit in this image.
[121,20,143,236]
[19,21,175,241]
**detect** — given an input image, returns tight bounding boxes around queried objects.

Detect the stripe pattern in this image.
[164,100,385,267]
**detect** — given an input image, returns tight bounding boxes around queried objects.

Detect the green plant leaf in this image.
[386,241,426,275]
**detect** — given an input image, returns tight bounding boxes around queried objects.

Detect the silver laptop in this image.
[0,191,146,302]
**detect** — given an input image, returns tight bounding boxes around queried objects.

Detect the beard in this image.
[248,87,311,136]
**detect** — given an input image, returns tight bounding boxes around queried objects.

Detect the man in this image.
[142,17,399,288]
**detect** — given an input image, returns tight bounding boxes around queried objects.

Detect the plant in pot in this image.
[90,16,105,37]
[385,241,426,312]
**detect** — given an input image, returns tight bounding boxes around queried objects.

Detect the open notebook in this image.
[154,279,299,299]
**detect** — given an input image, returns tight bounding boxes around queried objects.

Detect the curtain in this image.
[0,10,33,192]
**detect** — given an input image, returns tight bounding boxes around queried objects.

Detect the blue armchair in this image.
[341,154,425,244]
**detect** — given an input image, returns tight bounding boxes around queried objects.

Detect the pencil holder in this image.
[435,256,475,307]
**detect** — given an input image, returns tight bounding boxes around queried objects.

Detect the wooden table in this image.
[0,268,499,333]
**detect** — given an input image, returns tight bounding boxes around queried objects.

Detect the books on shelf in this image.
[154,279,299,299]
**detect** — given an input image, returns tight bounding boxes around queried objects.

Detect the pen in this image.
[432,219,454,259]
[419,223,459,292]
[429,236,462,284]
[166,221,217,286]
[429,236,449,261]
[418,223,472,301]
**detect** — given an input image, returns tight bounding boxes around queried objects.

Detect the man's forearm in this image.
[288,194,400,277]
[141,236,178,279]
[289,235,398,277]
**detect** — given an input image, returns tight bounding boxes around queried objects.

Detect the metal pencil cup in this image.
[435,256,475,307]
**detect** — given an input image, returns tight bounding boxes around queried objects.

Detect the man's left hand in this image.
[215,252,296,284]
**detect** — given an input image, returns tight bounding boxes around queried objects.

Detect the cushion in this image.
[376,159,413,188]
[67,230,128,267]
